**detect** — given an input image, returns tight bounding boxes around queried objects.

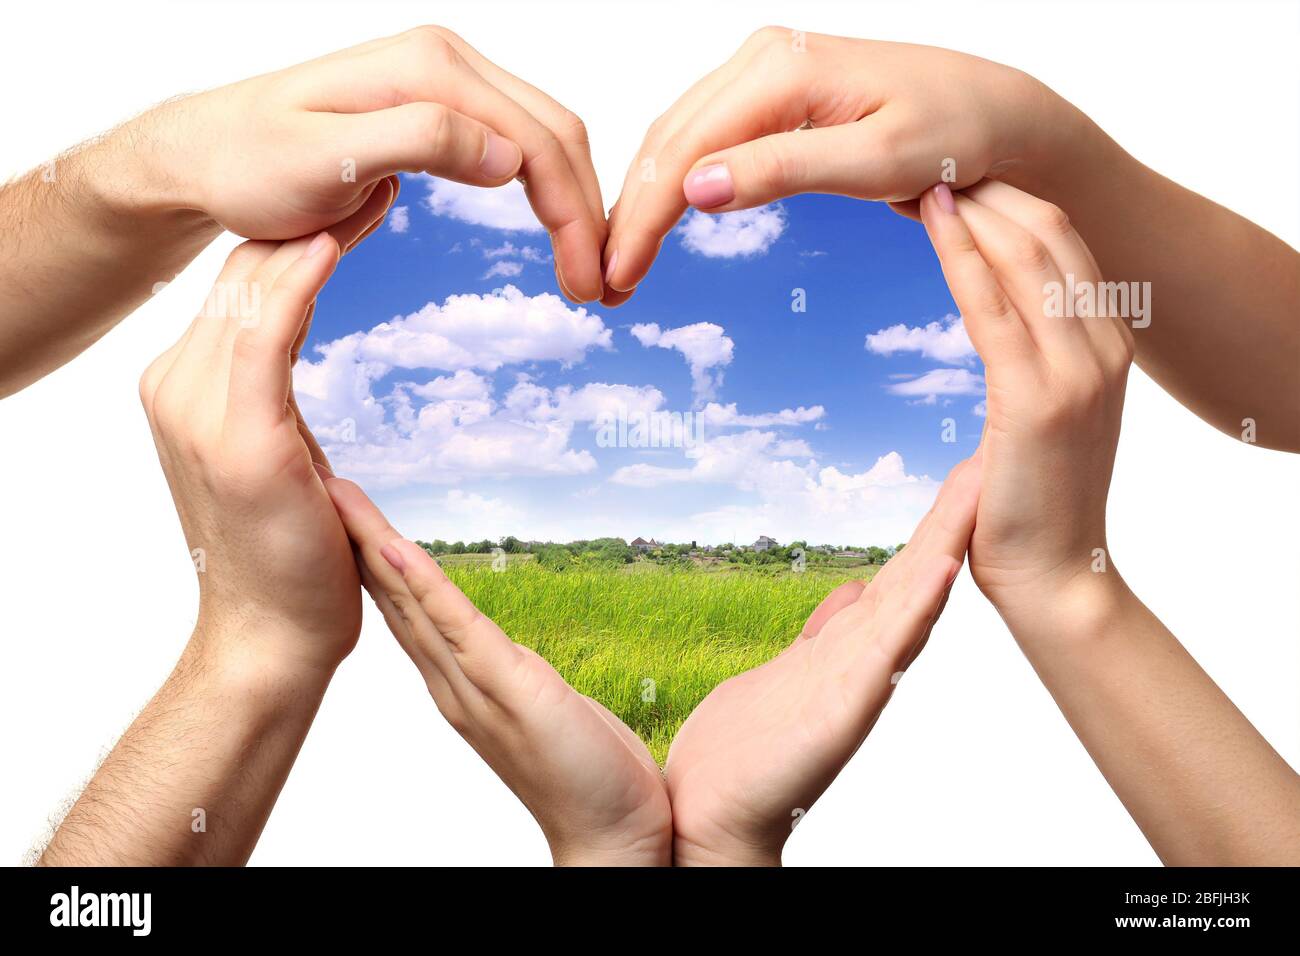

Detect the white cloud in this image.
[701,402,824,428]
[972,400,987,417]
[418,175,542,231]
[294,288,619,488]
[676,204,786,258]
[866,315,976,364]
[313,285,611,376]
[630,322,734,404]
[408,370,494,403]
[483,261,523,279]
[611,430,942,547]
[388,205,410,234]
[504,381,666,424]
[482,241,549,263]
[886,368,985,403]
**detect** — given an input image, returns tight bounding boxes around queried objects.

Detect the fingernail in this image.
[380,542,406,573]
[312,461,334,481]
[303,232,332,258]
[933,183,956,215]
[684,163,734,208]
[480,131,522,179]
[604,249,619,284]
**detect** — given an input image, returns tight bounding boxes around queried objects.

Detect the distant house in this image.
[753,535,779,552]
[630,537,661,552]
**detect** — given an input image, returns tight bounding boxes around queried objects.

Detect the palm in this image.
[503,647,671,860]
[665,596,886,861]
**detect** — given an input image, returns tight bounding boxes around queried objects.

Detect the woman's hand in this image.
[601,28,1066,304]
[665,454,981,865]
[137,192,393,676]
[919,180,1134,624]
[322,479,673,866]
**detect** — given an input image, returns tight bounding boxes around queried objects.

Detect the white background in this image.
[0,0,1296,866]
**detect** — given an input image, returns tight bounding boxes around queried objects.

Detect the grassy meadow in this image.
[443,559,877,762]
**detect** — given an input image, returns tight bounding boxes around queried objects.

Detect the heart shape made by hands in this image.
[299,183,952,762]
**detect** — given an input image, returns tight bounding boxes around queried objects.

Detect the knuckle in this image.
[747,25,790,49]
[439,702,470,736]
[1031,200,1072,238]
[968,274,1016,319]
[416,102,457,156]
[386,590,417,624]
[403,26,459,69]
[554,108,589,147]
[1009,231,1054,273]
[749,136,803,196]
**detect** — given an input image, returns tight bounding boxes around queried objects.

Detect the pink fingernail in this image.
[380,542,407,573]
[684,163,734,208]
[933,183,956,215]
[303,232,332,258]
[312,461,334,481]
[604,249,619,284]
[480,131,522,179]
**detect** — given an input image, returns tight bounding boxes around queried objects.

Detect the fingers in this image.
[339,103,522,186]
[896,450,983,570]
[426,27,606,229]
[680,116,926,214]
[950,193,1091,362]
[960,180,1134,367]
[870,552,963,678]
[324,478,470,680]
[919,184,1040,377]
[323,477,517,685]
[791,579,866,647]
[319,28,605,301]
[227,233,340,428]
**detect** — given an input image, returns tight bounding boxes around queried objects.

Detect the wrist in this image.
[185,618,337,708]
[552,831,672,867]
[990,559,1134,649]
[672,835,783,867]
[77,101,221,237]
[996,75,1129,203]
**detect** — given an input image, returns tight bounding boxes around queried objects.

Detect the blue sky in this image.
[297,174,985,547]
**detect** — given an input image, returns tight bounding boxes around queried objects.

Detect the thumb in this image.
[340,102,523,186]
[681,119,929,212]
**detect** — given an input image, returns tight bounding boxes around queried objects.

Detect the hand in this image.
[665,455,981,865]
[918,180,1134,621]
[136,197,390,676]
[601,28,1059,304]
[322,479,672,866]
[129,26,607,302]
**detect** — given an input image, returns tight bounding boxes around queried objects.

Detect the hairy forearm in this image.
[1001,573,1300,866]
[39,632,331,866]
[0,111,220,398]
[1009,87,1300,451]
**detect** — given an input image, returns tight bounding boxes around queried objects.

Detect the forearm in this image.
[1001,573,1300,865]
[1008,86,1300,450]
[39,631,331,866]
[0,111,220,398]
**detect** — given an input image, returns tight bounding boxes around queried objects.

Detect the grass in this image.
[443,560,877,763]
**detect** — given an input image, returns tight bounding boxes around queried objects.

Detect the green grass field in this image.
[444,560,877,762]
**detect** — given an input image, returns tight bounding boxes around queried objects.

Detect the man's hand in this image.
[0,26,606,397]
[41,203,380,865]
[142,26,606,301]
[323,478,673,866]
[665,455,980,866]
